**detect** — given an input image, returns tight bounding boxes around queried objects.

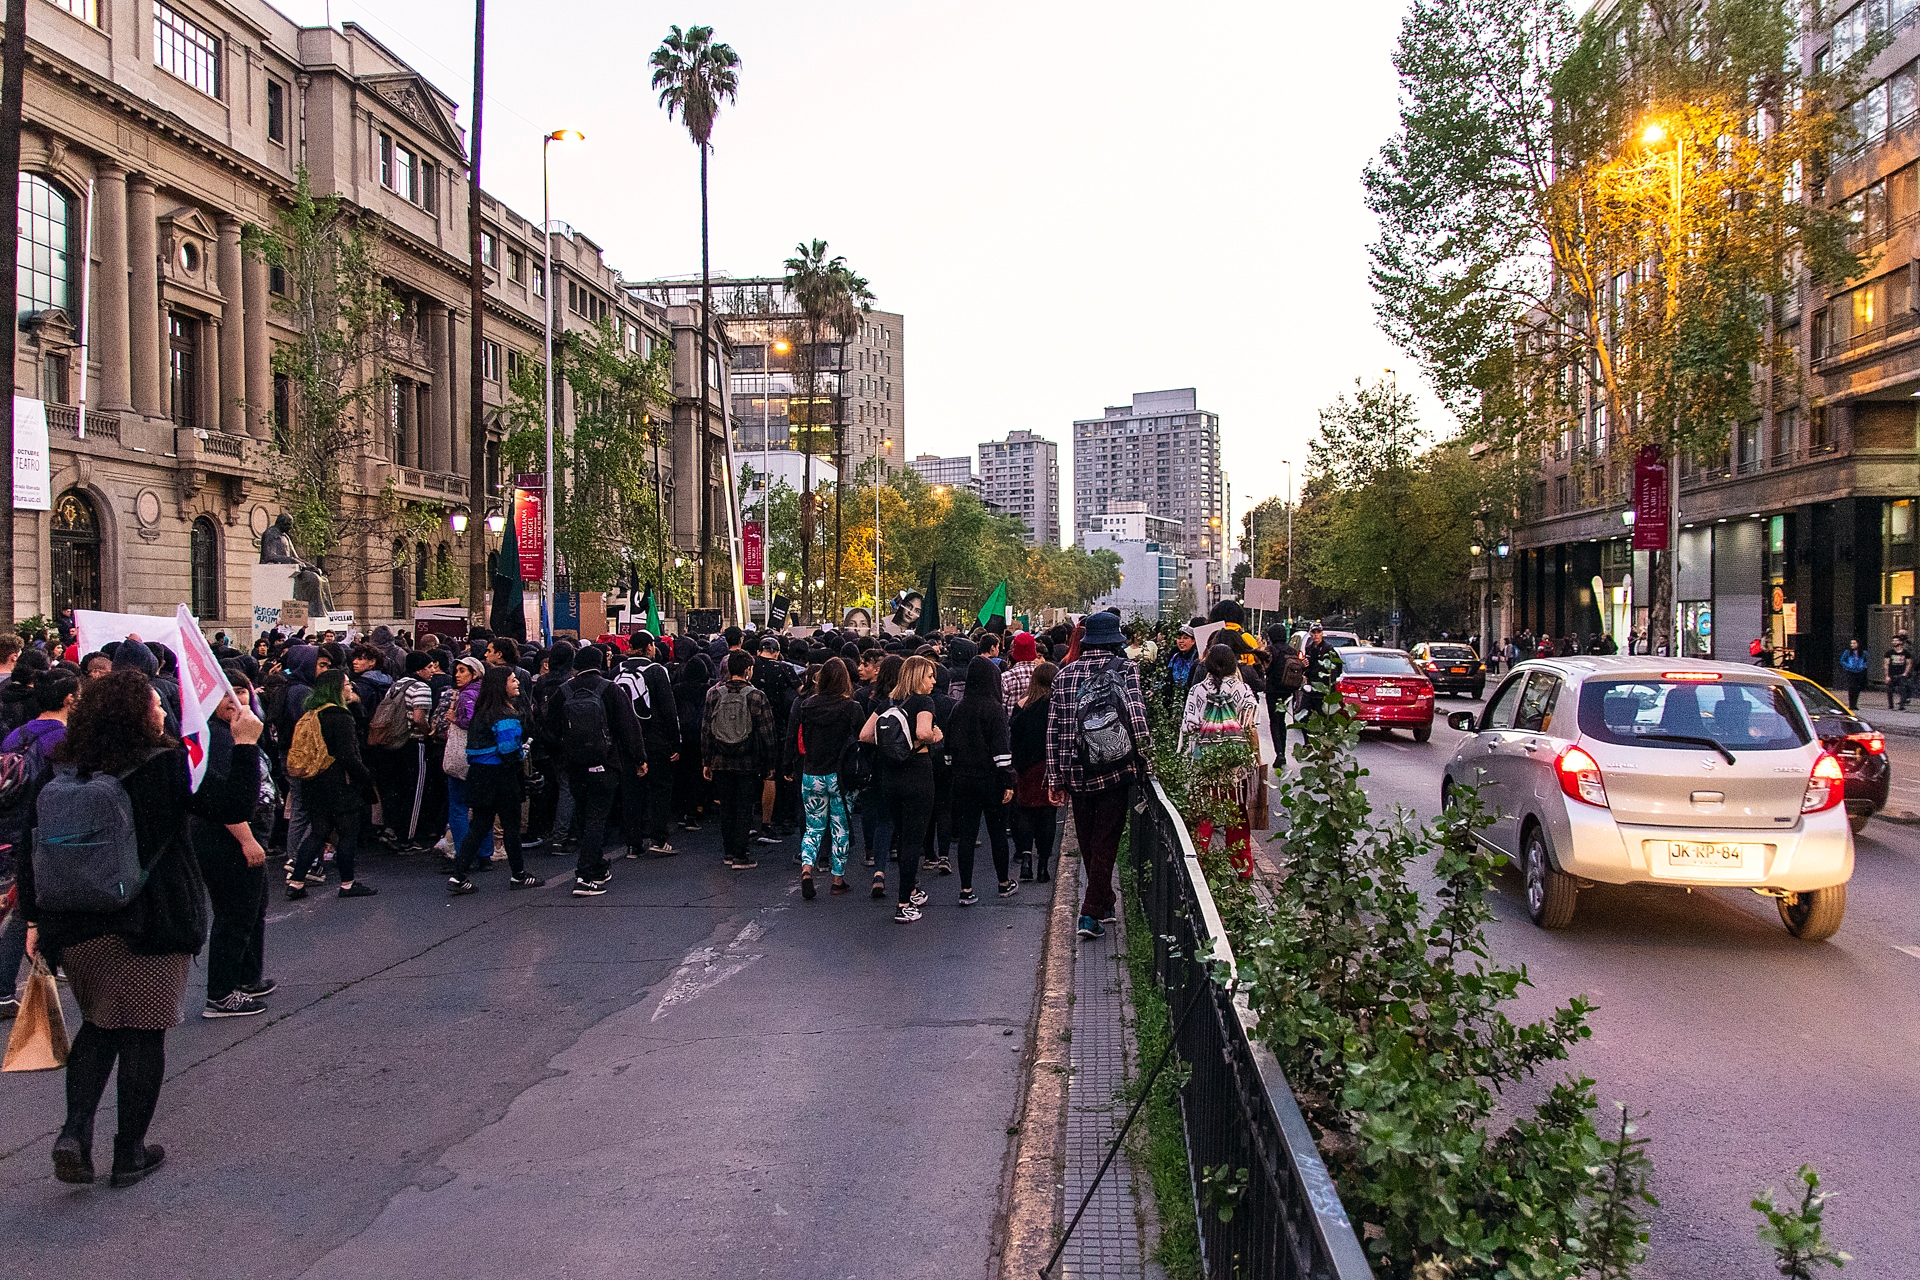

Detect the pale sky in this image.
[277,0,1449,543]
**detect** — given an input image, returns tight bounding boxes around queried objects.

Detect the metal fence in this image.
[1131,778,1375,1280]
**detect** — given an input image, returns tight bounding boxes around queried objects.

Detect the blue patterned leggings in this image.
[801,772,852,876]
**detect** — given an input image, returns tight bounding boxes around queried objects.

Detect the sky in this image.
[276,0,1448,544]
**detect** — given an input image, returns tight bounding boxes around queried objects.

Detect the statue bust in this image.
[259,514,302,565]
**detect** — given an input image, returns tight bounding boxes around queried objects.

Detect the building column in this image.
[216,216,245,435]
[243,242,271,439]
[126,175,162,419]
[440,304,458,473]
[450,307,470,492]
[426,302,448,472]
[92,162,133,413]
[203,314,222,433]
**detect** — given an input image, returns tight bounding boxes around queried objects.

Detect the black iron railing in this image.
[1131,779,1375,1280]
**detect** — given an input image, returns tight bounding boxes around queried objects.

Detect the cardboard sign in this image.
[280,600,310,630]
[768,594,791,631]
[1244,577,1284,613]
[685,608,722,638]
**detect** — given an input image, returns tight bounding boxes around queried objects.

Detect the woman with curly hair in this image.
[19,666,263,1187]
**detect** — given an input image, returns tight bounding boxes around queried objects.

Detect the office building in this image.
[1073,388,1223,607]
[979,429,1060,546]
[1083,502,1187,619]
[910,453,977,492]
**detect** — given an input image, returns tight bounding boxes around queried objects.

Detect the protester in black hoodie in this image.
[672,651,715,828]
[544,644,646,892]
[615,632,681,856]
[527,641,575,845]
[947,656,1017,903]
[786,657,865,897]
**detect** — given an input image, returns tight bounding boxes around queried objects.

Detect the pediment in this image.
[158,206,219,239]
[361,74,467,162]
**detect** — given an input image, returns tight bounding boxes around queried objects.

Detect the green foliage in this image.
[13,614,52,642]
[421,548,468,606]
[1754,1166,1849,1278]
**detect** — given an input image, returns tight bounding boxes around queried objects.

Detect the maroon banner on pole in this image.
[514,479,545,581]
[743,520,764,587]
[1631,445,1669,551]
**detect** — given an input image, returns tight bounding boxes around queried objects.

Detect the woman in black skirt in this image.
[20,668,263,1187]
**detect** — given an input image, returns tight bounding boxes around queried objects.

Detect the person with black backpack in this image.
[859,654,942,921]
[1044,611,1151,940]
[544,644,646,895]
[701,651,779,870]
[614,633,680,857]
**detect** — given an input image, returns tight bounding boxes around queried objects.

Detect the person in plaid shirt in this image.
[1044,611,1151,939]
[1001,631,1040,716]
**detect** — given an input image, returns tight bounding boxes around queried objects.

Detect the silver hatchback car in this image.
[1441,658,1854,940]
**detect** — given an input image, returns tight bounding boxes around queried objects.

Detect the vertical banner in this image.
[743,520,764,587]
[513,474,545,581]
[13,396,50,511]
[1631,445,1669,551]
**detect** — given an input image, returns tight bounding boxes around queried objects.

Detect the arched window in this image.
[190,516,219,619]
[50,489,101,616]
[391,538,408,618]
[415,540,429,601]
[18,174,73,317]
[435,542,452,582]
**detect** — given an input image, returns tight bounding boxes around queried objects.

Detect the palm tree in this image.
[784,239,872,621]
[651,25,740,615]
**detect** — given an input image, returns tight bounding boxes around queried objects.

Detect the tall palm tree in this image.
[651,25,740,616]
[784,239,872,621]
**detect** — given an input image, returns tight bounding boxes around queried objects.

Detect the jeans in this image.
[1070,786,1130,922]
[871,758,934,905]
[291,804,361,884]
[800,772,852,876]
[286,780,313,875]
[373,742,426,842]
[455,772,526,879]
[951,774,1011,890]
[567,765,618,880]
[713,770,761,861]
[446,774,471,854]
[1011,803,1059,878]
[1890,673,1911,710]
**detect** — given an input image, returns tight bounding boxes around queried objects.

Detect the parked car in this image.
[1410,642,1487,699]
[1332,647,1436,742]
[1440,658,1854,940]
[1780,672,1889,834]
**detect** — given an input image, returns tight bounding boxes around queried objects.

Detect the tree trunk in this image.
[465,0,488,619]
[698,142,712,609]
[0,0,29,630]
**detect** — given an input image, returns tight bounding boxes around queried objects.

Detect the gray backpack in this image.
[709,683,755,746]
[31,756,158,914]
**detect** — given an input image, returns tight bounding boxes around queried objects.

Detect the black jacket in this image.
[1010,696,1050,774]
[616,656,681,758]
[304,704,377,817]
[787,693,865,777]
[947,661,1015,789]
[545,669,647,773]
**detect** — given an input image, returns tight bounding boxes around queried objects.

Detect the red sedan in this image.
[1332,647,1436,742]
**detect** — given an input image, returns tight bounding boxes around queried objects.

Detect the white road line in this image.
[650,909,780,1022]
[1895,945,1920,962]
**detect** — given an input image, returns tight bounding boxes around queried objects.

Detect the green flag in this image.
[641,583,663,636]
[980,580,1009,627]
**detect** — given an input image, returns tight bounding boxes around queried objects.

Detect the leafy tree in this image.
[1367,0,1875,646]
[1753,1165,1850,1278]
[245,168,438,589]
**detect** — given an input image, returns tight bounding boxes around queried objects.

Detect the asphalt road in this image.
[0,824,1051,1280]
[1288,706,1920,1279]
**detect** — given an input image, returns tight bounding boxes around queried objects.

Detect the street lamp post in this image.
[541,128,584,642]
[1643,120,1684,659]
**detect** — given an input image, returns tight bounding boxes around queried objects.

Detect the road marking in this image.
[1895,945,1920,963]
[651,910,778,1022]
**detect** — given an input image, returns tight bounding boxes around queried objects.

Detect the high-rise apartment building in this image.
[1073,387,1224,563]
[910,453,977,492]
[979,429,1061,546]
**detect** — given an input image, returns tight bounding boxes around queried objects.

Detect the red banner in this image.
[743,520,764,587]
[1631,445,1669,551]
[514,477,545,581]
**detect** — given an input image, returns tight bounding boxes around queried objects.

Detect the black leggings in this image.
[62,1022,166,1153]
[1011,803,1059,878]
[951,774,1012,890]
[871,759,933,904]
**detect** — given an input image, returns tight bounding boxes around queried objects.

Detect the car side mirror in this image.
[1447,711,1478,733]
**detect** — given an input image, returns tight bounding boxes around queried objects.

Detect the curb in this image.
[994,836,1079,1280]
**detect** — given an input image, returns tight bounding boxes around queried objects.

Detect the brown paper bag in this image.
[4,957,70,1072]
[1250,765,1272,832]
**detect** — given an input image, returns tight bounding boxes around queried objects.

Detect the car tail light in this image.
[1801,752,1846,813]
[1426,661,1442,671]
[1661,670,1723,681]
[1556,745,1609,807]
[1847,731,1886,755]
[1334,678,1358,696]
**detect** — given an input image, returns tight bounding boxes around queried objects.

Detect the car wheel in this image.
[1413,723,1432,743]
[1441,777,1456,810]
[1523,824,1577,929]
[1778,884,1846,941]
[1848,811,1870,835]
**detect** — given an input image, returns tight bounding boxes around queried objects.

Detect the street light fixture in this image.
[540,127,585,643]
[449,507,470,534]
[485,511,506,536]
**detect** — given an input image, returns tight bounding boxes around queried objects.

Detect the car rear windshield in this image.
[1577,679,1811,752]
[1790,680,1850,719]
[1343,652,1418,676]
[1427,646,1476,660]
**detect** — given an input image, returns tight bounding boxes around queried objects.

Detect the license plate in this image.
[1374,685,1401,698]
[1450,667,1466,673]
[1663,841,1760,869]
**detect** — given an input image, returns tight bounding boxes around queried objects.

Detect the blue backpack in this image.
[31,755,160,914]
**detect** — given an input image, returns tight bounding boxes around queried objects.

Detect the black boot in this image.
[51,1129,94,1184]
[109,1138,166,1188]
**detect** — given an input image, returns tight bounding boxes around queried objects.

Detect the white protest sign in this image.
[73,608,234,791]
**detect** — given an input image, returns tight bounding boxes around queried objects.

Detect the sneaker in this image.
[958,889,978,906]
[754,832,782,845]
[999,880,1020,898]
[0,997,19,1019]
[928,858,952,876]
[870,876,886,899]
[509,872,545,889]
[304,868,327,884]
[1077,916,1105,939]
[236,979,277,997]
[909,887,929,908]
[202,991,268,1019]
[284,883,308,900]
[1099,912,1118,924]
[447,877,478,895]
[801,873,817,900]
[337,882,378,898]
[894,904,922,923]
[680,820,702,831]
[1037,869,1051,883]
[1019,858,1034,882]
[586,869,613,888]
[648,842,676,856]
[728,856,759,869]
[571,878,608,897]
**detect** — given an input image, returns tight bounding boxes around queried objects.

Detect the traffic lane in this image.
[1327,722,1920,1278]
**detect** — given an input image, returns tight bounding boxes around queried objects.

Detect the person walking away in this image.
[19,670,262,1186]
[1009,662,1060,882]
[922,663,959,876]
[526,642,576,852]
[854,653,899,869]
[1886,632,1914,711]
[283,672,378,899]
[546,644,645,895]
[703,652,779,869]
[614,633,681,857]
[1181,645,1262,880]
[948,656,1018,904]
[752,635,799,843]
[193,668,279,1018]
[0,673,78,1017]
[788,657,864,897]
[1002,631,1041,717]
[371,651,437,850]
[860,655,942,920]
[673,652,715,830]
[447,666,543,894]
[1044,612,1151,940]
[1840,639,1870,711]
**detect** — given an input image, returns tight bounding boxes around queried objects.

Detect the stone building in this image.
[10,1,727,632]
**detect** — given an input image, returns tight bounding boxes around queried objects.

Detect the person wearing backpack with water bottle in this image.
[544,644,646,896]
[1045,611,1151,940]
[702,650,780,870]
[18,667,263,1187]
